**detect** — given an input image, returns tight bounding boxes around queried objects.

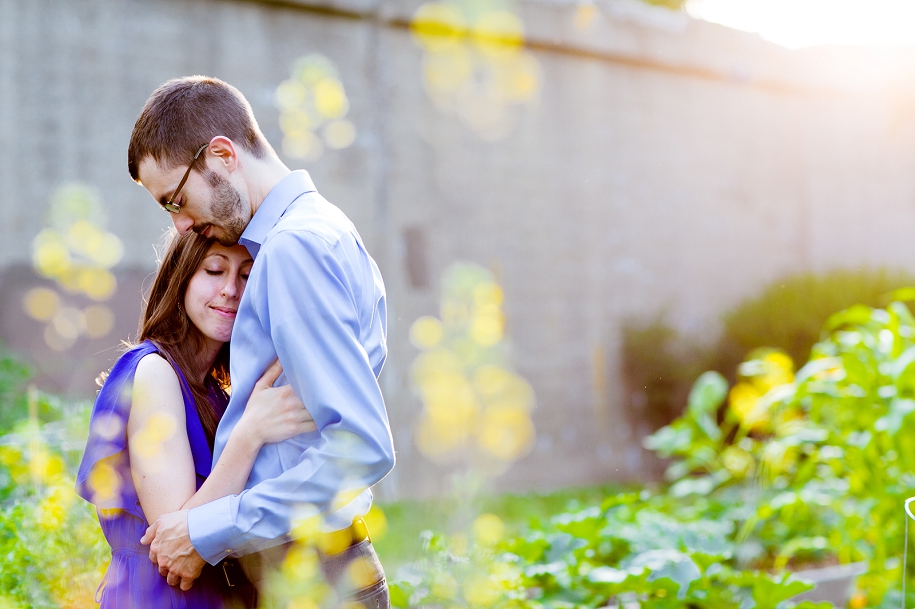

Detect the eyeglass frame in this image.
[161,144,209,214]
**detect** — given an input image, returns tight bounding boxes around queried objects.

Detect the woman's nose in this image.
[221,276,242,299]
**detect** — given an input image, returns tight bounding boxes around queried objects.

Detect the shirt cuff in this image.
[187,495,242,565]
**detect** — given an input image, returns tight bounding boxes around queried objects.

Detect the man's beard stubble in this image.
[203,169,248,246]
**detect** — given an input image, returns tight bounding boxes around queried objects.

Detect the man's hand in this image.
[140,510,206,591]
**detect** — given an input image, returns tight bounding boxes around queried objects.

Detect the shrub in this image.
[646,292,915,606]
[622,268,915,428]
[716,268,915,376]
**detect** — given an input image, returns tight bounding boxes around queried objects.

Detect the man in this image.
[128,76,395,607]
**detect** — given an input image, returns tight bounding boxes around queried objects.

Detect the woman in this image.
[76,230,313,608]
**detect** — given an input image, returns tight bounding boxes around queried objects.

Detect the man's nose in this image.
[171,215,194,235]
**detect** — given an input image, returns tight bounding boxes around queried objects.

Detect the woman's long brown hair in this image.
[134,229,230,448]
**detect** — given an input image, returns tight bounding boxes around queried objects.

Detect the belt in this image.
[219,518,372,587]
[318,517,371,555]
[217,557,251,589]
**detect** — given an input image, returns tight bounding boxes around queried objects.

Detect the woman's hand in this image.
[237,359,316,446]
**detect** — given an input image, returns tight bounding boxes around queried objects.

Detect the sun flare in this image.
[686,0,915,48]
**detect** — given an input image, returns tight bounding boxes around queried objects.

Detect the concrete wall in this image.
[3,0,915,499]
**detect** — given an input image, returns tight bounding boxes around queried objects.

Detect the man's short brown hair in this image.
[128,76,270,182]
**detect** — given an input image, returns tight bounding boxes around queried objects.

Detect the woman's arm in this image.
[180,360,312,510]
[128,354,197,524]
[129,355,314,524]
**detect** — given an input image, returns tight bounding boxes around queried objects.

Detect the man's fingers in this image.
[140,520,160,546]
[255,358,283,389]
[166,572,180,587]
[159,564,169,577]
[179,577,196,591]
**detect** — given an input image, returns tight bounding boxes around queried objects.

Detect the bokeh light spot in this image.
[22,287,60,321]
[52,307,86,340]
[472,10,524,56]
[132,413,177,460]
[323,119,357,150]
[363,504,388,542]
[276,55,356,163]
[83,304,115,339]
[410,316,445,350]
[573,2,598,29]
[411,2,467,51]
[44,324,75,352]
[472,513,505,546]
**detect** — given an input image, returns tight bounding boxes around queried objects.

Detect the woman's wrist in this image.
[231,415,264,455]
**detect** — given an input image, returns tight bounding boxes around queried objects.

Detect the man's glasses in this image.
[161,144,208,214]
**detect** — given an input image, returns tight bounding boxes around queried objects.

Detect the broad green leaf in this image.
[889,345,915,380]
[794,357,842,386]
[587,566,630,584]
[825,304,874,332]
[890,287,915,303]
[688,371,729,416]
[643,424,693,455]
[388,582,412,608]
[874,398,915,434]
[544,533,588,563]
[626,549,701,600]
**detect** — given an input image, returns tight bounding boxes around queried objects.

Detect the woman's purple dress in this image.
[76,341,226,609]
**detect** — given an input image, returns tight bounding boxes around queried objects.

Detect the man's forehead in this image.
[137,157,182,196]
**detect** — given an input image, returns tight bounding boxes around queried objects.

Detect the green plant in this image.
[391,492,831,609]
[622,268,915,430]
[717,268,915,378]
[0,348,31,434]
[645,291,915,605]
[0,394,109,608]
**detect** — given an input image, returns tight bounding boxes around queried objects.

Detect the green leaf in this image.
[890,287,915,302]
[643,424,693,455]
[587,566,630,584]
[874,398,915,434]
[825,304,874,331]
[625,549,701,600]
[688,371,729,416]
[889,345,915,380]
[388,582,412,608]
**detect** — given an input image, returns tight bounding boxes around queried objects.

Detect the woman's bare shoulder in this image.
[131,353,185,418]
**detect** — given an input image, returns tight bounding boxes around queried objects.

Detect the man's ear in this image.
[206,136,239,173]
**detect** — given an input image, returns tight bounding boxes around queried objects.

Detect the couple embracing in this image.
[75,76,395,608]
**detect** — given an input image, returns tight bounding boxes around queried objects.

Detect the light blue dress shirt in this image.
[187,170,394,564]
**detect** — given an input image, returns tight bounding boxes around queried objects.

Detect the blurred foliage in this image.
[645,291,915,607]
[391,491,830,608]
[622,268,915,430]
[393,279,915,607]
[376,483,629,569]
[717,268,915,376]
[0,387,107,608]
[0,351,31,435]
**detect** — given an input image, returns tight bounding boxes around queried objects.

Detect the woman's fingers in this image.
[255,359,283,390]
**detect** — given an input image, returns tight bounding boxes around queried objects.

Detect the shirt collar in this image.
[239,170,317,259]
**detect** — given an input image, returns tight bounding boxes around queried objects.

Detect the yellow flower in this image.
[729,382,763,425]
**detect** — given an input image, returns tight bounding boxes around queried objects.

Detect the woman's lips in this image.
[211,306,237,319]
